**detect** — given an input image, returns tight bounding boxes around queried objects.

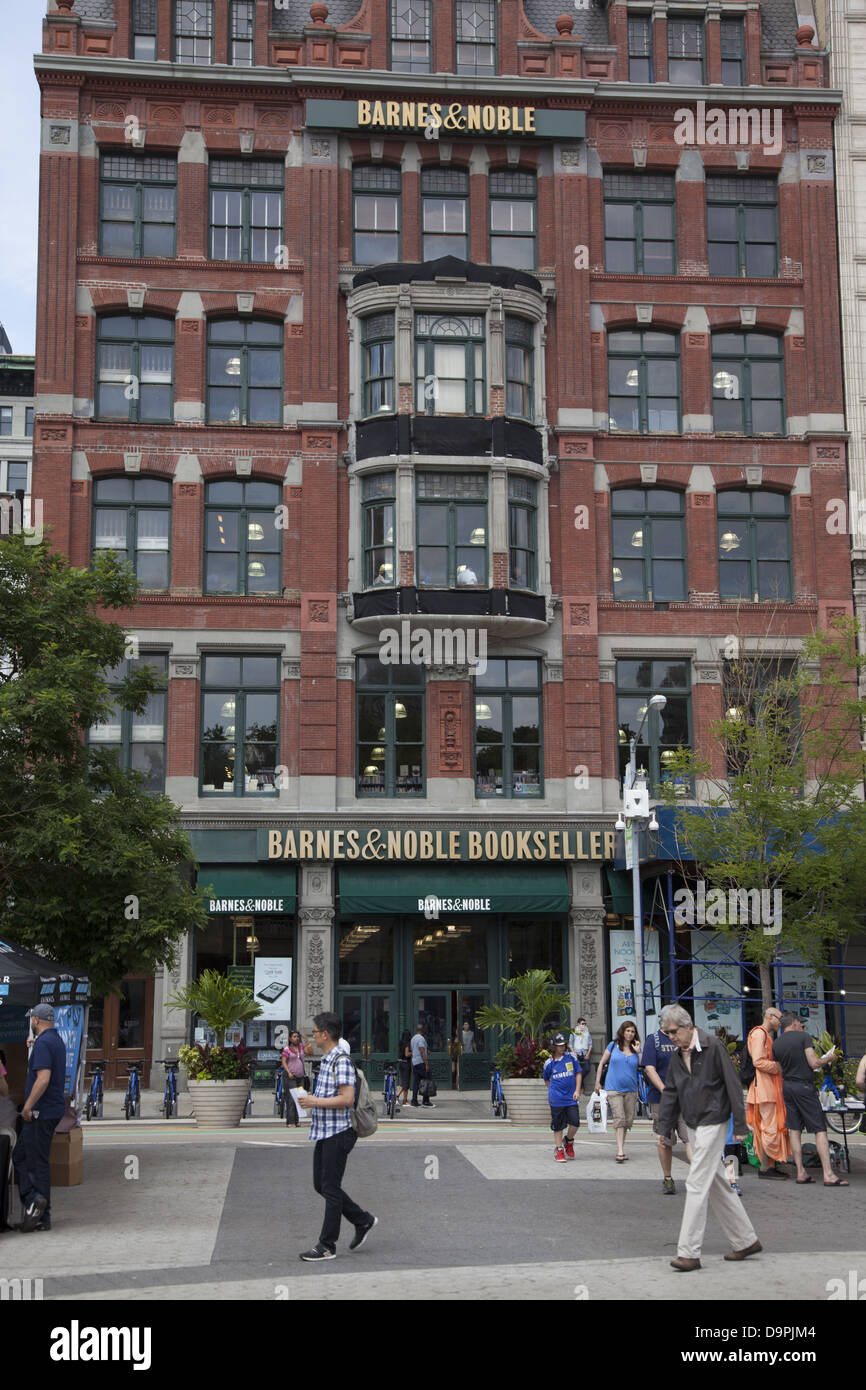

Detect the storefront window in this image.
[413,921,488,984]
[508,919,564,981]
[339,924,394,985]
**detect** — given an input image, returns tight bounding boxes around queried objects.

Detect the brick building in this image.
[32,0,860,1086]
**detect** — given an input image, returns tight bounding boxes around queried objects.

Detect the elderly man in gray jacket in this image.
[656,1004,761,1272]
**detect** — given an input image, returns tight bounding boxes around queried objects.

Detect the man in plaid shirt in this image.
[297,1011,377,1261]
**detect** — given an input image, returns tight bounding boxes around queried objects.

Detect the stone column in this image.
[151,929,194,1089]
[296,863,336,1033]
[568,865,607,1055]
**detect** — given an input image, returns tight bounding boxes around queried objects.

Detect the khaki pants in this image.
[677,1121,758,1260]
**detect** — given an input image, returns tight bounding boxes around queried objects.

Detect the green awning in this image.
[338,864,569,915]
[606,868,634,916]
[198,864,296,914]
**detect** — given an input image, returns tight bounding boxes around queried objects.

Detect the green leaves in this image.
[168,971,263,1048]
[0,534,207,994]
[477,968,571,1044]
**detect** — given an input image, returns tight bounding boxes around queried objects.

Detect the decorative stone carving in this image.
[578,931,599,1018]
[310,139,331,158]
[560,148,582,167]
[543,659,563,683]
[694,663,722,684]
[305,931,327,1017]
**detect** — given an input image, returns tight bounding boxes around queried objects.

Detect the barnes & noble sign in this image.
[260,826,615,863]
[304,99,586,141]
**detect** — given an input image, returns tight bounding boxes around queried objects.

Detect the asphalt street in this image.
[2,1121,864,1302]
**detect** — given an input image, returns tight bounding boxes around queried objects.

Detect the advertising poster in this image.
[690,930,742,1037]
[54,1004,86,1098]
[778,966,826,1036]
[608,928,661,1035]
[253,958,292,1021]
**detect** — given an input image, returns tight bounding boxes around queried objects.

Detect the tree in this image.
[167,970,262,1048]
[657,619,866,1011]
[477,969,571,1043]
[0,534,207,995]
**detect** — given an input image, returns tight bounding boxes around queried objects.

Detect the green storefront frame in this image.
[336,865,569,1089]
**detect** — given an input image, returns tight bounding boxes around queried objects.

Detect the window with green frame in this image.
[209,159,283,263]
[416,472,487,588]
[668,17,704,83]
[607,329,680,433]
[707,175,778,278]
[712,332,785,436]
[174,0,213,63]
[505,315,534,419]
[132,0,157,59]
[204,479,282,595]
[611,487,685,602]
[362,314,395,417]
[489,171,536,270]
[201,653,280,796]
[616,658,691,793]
[356,656,424,798]
[455,1,496,77]
[604,172,675,275]
[353,166,401,264]
[230,0,254,65]
[362,473,395,587]
[415,313,485,415]
[92,476,171,589]
[421,167,469,260]
[508,475,537,590]
[720,17,744,85]
[100,154,176,259]
[89,652,168,793]
[475,658,543,798]
[96,314,174,422]
[390,0,432,73]
[717,489,792,602]
[207,318,282,425]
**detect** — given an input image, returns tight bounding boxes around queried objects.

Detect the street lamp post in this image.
[615,693,666,1042]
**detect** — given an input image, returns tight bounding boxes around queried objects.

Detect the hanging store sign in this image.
[259,826,616,863]
[305,99,585,141]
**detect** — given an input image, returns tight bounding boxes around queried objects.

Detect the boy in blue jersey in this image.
[543,1033,582,1161]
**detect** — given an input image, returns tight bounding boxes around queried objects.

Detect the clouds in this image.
[0,12,44,353]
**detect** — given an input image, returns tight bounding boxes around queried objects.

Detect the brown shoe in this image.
[670,1257,701,1272]
[724,1240,763,1262]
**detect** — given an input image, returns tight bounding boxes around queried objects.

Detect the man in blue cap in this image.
[13,1003,68,1232]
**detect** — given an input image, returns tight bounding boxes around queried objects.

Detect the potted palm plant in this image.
[477,970,571,1124]
[167,970,263,1129]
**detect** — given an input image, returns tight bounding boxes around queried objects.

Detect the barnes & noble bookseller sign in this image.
[304,99,586,142]
[259,826,615,863]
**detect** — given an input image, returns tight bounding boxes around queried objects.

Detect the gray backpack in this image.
[330,1056,378,1138]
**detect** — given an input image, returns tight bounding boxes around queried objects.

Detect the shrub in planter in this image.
[168,970,263,1128]
[177,1042,251,1081]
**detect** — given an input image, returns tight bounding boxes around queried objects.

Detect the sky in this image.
[0,7,46,354]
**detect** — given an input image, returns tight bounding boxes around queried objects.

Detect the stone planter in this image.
[501,1076,551,1126]
[186,1078,249,1129]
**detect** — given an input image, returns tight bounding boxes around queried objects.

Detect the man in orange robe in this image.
[746,1006,791,1178]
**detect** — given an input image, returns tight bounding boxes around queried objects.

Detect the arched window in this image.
[206,319,283,425]
[717,490,792,603]
[712,332,785,435]
[611,487,685,602]
[96,314,174,422]
[608,329,680,434]
[415,314,485,415]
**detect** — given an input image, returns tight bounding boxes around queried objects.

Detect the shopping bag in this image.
[587,1090,608,1135]
[743,1131,761,1169]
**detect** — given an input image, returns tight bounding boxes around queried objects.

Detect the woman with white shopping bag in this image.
[586,1087,609,1134]
[593,1021,641,1162]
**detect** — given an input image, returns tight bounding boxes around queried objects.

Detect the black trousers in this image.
[312,1128,368,1252]
[412,1062,432,1104]
[13,1113,60,1217]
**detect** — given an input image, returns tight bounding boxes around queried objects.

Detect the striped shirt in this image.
[308,1047,355,1141]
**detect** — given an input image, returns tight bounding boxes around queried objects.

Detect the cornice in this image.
[33,56,842,111]
[78,255,304,273]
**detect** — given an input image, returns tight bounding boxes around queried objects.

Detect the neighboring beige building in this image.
[0,354,34,505]
[827,3,866,663]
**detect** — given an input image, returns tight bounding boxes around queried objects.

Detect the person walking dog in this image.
[296,1012,376,1261]
[656,1004,760,1273]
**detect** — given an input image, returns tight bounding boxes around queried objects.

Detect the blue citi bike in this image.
[158,1058,179,1119]
[490,1063,508,1119]
[122,1059,146,1120]
[382,1062,400,1118]
[83,1059,106,1120]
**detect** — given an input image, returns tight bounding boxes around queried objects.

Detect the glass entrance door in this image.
[338,991,395,1086]
[457,990,490,1087]
[412,992,452,1091]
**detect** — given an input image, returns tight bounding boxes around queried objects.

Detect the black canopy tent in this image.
[0,939,91,1009]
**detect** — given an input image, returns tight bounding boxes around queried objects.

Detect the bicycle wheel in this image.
[491,1080,498,1117]
[96,1086,103,1119]
[85,1094,93,1122]
[499,1095,507,1120]
[826,1110,862,1136]
[388,1085,397,1120]
[124,1094,133,1120]
[162,1088,171,1120]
